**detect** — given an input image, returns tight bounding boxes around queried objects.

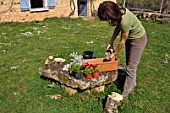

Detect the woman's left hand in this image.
[110,53,115,59]
[105,53,115,60]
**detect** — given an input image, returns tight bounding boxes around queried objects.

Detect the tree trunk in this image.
[122,0,129,8]
[160,0,164,13]
[104,92,123,113]
[123,0,126,7]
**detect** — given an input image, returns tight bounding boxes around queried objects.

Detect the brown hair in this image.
[98,1,125,25]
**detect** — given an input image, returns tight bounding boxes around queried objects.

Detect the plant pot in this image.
[85,73,92,79]
[69,71,75,77]
[82,51,93,59]
[84,57,119,72]
[75,72,83,79]
[93,72,99,78]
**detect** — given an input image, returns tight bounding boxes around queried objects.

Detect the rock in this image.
[39,62,118,94]
[158,18,170,24]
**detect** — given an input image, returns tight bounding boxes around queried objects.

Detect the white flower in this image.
[2,33,6,35]
[14,92,17,95]
[10,66,19,70]
[21,32,33,37]
[164,60,168,64]
[86,41,94,44]
[0,43,11,46]
[32,27,38,30]
[61,27,70,30]
[37,31,42,34]
[164,53,170,63]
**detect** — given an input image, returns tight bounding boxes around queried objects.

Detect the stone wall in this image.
[0,0,116,22]
[0,0,71,22]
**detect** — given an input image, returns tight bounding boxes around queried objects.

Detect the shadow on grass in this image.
[40,75,56,83]
[115,69,126,93]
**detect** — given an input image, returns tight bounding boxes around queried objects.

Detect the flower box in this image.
[84,57,119,72]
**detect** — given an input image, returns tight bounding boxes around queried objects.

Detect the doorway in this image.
[78,0,87,16]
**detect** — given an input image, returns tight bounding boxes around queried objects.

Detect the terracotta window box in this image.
[84,57,119,72]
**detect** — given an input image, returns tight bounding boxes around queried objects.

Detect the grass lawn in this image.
[0,17,170,113]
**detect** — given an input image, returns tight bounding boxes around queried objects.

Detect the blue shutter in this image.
[20,0,30,11]
[48,0,55,9]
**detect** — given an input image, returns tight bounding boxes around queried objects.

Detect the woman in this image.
[98,1,147,100]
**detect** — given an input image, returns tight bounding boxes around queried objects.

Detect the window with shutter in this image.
[20,0,56,11]
[20,0,30,11]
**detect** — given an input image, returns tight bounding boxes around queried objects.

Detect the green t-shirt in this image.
[120,9,145,39]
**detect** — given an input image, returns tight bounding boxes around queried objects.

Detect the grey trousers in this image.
[122,34,147,95]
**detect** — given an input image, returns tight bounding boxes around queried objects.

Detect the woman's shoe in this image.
[130,89,134,94]
[122,89,134,100]
[122,94,128,100]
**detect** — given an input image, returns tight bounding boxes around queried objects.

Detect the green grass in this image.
[0,17,170,113]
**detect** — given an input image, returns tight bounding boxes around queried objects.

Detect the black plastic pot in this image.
[82,51,93,59]
[75,72,83,79]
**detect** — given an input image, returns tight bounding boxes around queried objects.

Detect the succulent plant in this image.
[69,52,84,66]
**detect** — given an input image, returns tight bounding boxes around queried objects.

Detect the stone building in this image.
[0,0,116,22]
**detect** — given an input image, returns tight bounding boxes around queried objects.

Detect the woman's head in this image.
[98,1,124,26]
